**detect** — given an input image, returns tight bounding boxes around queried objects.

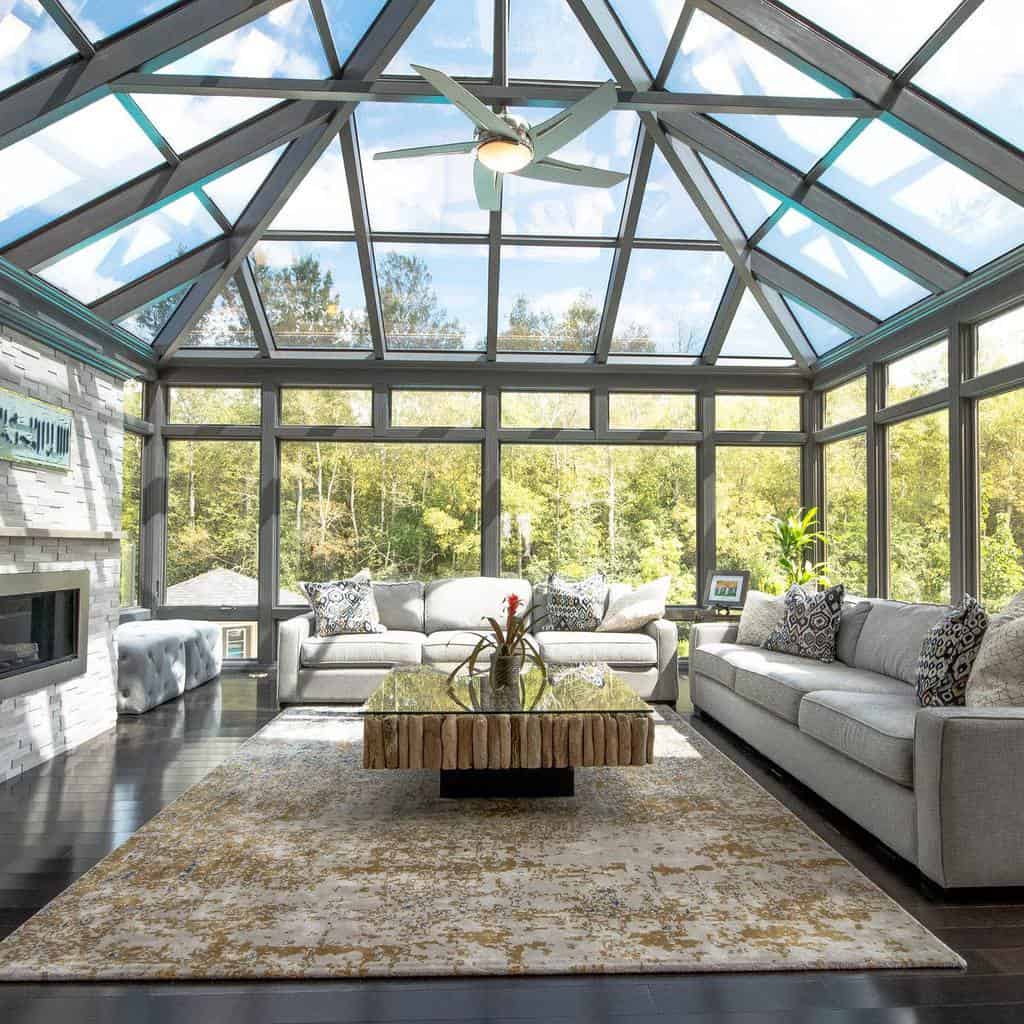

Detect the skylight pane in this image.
[183,279,256,349]
[252,240,370,349]
[786,296,851,355]
[509,0,610,82]
[784,1,961,72]
[501,109,637,238]
[718,290,790,358]
[203,147,285,225]
[913,0,1024,153]
[62,1,179,41]
[635,144,715,239]
[0,97,163,248]
[130,94,278,155]
[498,246,614,353]
[609,0,684,75]
[116,282,191,343]
[667,9,836,97]
[270,144,354,231]
[704,155,781,235]
[385,0,492,77]
[611,249,732,355]
[0,1,75,93]
[760,208,930,319]
[819,119,1024,271]
[38,194,221,304]
[711,114,854,173]
[374,243,487,351]
[357,103,488,232]
[321,0,388,67]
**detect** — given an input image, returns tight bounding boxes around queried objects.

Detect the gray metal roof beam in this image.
[701,269,742,364]
[565,0,653,88]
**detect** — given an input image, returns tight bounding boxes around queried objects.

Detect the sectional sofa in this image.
[691,597,1024,889]
[277,576,678,705]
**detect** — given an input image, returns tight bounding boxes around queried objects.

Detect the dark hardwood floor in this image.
[2,673,1024,1023]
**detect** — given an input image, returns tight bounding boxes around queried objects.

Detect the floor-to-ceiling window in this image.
[824,435,868,595]
[120,431,143,607]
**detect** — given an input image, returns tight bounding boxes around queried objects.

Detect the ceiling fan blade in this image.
[515,158,627,188]
[473,160,502,211]
[373,140,477,161]
[530,81,619,160]
[411,63,518,140]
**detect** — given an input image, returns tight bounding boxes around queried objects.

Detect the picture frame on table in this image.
[702,569,750,611]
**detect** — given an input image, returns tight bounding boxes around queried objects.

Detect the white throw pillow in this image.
[597,577,670,633]
[737,590,785,646]
[967,591,1024,707]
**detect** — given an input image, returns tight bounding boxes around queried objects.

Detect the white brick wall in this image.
[0,328,123,781]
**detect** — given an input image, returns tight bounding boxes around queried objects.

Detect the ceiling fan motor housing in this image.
[475,114,535,172]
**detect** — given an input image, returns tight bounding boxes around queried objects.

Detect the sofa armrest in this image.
[916,706,1024,887]
[642,618,679,702]
[691,622,739,649]
[277,612,313,705]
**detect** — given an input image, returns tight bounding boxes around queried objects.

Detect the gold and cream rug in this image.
[0,707,963,979]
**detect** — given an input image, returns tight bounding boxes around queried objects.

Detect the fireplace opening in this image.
[0,588,79,680]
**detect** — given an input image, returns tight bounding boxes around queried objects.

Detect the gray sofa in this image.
[278,576,678,705]
[691,597,1024,890]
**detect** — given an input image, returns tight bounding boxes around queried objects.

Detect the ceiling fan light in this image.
[476,137,533,173]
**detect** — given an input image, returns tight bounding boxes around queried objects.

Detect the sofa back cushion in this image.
[836,600,872,665]
[424,577,532,633]
[373,581,425,632]
[852,599,950,684]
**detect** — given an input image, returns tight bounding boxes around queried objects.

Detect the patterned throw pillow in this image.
[764,583,845,663]
[546,573,607,631]
[916,594,989,707]
[301,569,386,638]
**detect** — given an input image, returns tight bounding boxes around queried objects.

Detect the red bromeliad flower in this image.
[507,593,521,617]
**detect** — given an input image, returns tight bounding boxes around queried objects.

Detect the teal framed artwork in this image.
[0,386,72,471]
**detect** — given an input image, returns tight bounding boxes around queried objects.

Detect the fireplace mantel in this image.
[0,527,123,541]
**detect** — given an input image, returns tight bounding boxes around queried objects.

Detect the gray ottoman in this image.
[170,620,223,690]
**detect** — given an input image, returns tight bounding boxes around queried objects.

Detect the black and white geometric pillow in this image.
[764,583,845,663]
[301,569,386,638]
[916,594,989,707]
[546,573,608,631]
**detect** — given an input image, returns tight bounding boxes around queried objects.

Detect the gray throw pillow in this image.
[916,594,988,707]
[736,590,784,646]
[546,573,607,631]
[301,569,386,638]
[967,592,1024,707]
[764,583,845,663]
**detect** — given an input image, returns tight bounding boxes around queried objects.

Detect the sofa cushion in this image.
[691,642,759,689]
[424,577,532,633]
[799,690,919,788]
[301,631,423,668]
[535,630,657,666]
[852,599,949,684]
[373,581,424,632]
[836,600,872,665]
[730,647,910,724]
[422,629,491,667]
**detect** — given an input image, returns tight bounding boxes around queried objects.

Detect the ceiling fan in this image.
[373,64,628,211]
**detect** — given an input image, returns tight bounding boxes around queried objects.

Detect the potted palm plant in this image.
[768,507,831,589]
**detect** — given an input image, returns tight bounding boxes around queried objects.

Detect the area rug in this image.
[0,707,963,979]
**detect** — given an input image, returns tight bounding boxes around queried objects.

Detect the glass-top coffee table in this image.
[360,663,654,797]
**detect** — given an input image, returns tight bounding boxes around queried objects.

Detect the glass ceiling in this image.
[0,0,1022,369]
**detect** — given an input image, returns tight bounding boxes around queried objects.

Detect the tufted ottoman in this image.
[115,620,222,714]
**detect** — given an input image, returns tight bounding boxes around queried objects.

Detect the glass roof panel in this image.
[609,1,684,76]
[820,118,1024,272]
[509,0,611,82]
[635,143,716,239]
[0,96,164,248]
[183,278,256,349]
[115,281,191,344]
[667,8,836,97]
[375,243,487,351]
[783,0,962,72]
[913,0,1024,153]
[718,289,791,358]
[785,295,852,355]
[38,193,221,304]
[321,0,388,67]
[357,103,488,232]
[384,0,492,77]
[703,155,781,235]
[498,245,613,353]
[611,248,732,355]
[760,208,930,319]
[501,108,637,237]
[129,94,279,155]
[62,1,180,42]
[711,114,855,173]
[252,240,370,349]
[202,146,285,225]
[0,0,76,93]
[270,143,354,231]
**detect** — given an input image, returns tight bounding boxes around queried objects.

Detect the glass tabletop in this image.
[361,663,651,715]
